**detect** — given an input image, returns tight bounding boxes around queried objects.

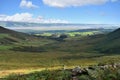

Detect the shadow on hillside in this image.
[10,46,47,52]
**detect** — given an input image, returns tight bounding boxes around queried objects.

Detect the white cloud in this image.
[20,0,39,8]
[42,0,118,8]
[0,13,68,23]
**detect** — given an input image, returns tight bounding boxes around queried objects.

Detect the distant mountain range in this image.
[0,21,119,31]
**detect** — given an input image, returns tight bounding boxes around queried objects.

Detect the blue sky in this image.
[0,0,120,24]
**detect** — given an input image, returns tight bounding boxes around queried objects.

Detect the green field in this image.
[0,34,9,38]
[67,31,96,36]
[35,31,98,37]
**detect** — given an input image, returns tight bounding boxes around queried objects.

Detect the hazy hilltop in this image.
[0,21,119,30]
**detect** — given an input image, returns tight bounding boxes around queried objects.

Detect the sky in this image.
[0,0,120,24]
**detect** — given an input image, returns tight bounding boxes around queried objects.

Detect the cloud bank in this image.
[0,13,68,23]
[43,0,118,8]
[20,0,39,8]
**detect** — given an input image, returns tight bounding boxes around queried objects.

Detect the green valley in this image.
[0,26,120,80]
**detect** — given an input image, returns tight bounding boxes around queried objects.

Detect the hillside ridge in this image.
[0,26,31,44]
[95,28,120,53]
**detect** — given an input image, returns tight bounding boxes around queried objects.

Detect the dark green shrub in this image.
[78,75,91,80]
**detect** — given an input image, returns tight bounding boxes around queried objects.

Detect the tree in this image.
[58,34,68,41]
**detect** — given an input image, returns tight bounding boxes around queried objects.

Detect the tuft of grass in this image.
[0,34,9,39]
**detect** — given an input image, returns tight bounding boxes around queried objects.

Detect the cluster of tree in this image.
[50,34,68,41]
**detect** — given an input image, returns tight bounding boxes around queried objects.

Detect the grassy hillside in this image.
[48,28,120,54]
[0,26,120,78]
[0,26,56,50]
[0,26,23,43]
[95,28,120,53]
[0,26,35,44]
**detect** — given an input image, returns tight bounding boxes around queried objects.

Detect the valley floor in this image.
[0,50,120,78]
